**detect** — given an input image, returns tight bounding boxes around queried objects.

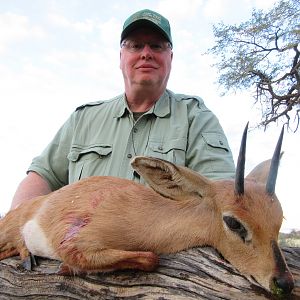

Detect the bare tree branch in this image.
[208,0,300,130]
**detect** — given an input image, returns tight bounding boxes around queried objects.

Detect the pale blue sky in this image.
[0,0,299,231]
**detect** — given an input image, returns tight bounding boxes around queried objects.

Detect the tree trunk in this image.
[0,247,299,299]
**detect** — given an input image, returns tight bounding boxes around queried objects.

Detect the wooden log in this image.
[0,246,299,299]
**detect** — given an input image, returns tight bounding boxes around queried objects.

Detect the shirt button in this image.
[219,140,224,146]
[127,154,133,159]
[133,128,138,133]
[158,145,163,151]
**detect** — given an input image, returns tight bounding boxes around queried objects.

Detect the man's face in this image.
[120,28,173,93]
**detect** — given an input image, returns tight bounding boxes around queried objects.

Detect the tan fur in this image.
[0,156,294,295]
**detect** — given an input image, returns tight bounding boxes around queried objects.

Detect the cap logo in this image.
[133,11,162,26]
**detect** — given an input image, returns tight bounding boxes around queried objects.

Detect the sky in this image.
[0,0,299,232]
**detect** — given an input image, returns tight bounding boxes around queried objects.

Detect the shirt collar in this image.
[114,90,170,119]
[114,94,128,118]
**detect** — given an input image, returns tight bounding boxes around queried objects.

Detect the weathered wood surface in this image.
[0,247,299,299]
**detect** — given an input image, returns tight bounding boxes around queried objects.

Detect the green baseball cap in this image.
[121,9,173,46]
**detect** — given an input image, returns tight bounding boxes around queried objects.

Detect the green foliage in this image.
[279,230,300,247]
[209,0,300,130]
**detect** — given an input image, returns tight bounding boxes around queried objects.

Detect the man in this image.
[11,9,235,209]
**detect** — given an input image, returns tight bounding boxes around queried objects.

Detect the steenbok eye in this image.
[223,215,248,243]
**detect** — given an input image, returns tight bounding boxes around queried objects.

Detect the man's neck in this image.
[125,89,164,112]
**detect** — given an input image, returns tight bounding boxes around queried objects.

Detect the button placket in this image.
[127,124,140,160]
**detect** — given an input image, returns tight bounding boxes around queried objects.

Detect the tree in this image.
[209,0,300,131]
[0,246,299,299]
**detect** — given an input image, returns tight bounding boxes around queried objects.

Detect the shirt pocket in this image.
[201,133,230,152]
[146,138,187,165]
[67,144,113,182]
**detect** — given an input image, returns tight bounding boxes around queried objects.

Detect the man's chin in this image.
[132,78,162,89]
[139,78,154,85]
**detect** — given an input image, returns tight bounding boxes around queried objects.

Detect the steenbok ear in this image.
[131,156,212,201]
[246,159,271,184]
[246,152,284,185]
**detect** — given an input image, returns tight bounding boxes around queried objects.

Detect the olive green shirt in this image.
[28,90,235,191]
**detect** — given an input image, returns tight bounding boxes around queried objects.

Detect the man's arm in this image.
[185,96,235,180]
[10,171,52,210]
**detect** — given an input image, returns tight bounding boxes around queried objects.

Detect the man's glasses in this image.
[121,39,172,53]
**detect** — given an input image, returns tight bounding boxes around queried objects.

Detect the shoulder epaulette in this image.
[75,100,105,111]
[169,91,205,107]
[178,95,204,104]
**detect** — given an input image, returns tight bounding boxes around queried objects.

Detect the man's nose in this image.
[140,44,153,59]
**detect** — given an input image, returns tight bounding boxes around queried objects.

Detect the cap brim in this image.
[121,19,171,44]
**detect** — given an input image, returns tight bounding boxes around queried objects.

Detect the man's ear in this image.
[131,156,212,201]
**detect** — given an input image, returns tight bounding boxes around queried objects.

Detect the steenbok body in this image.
[0,125,294,297]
